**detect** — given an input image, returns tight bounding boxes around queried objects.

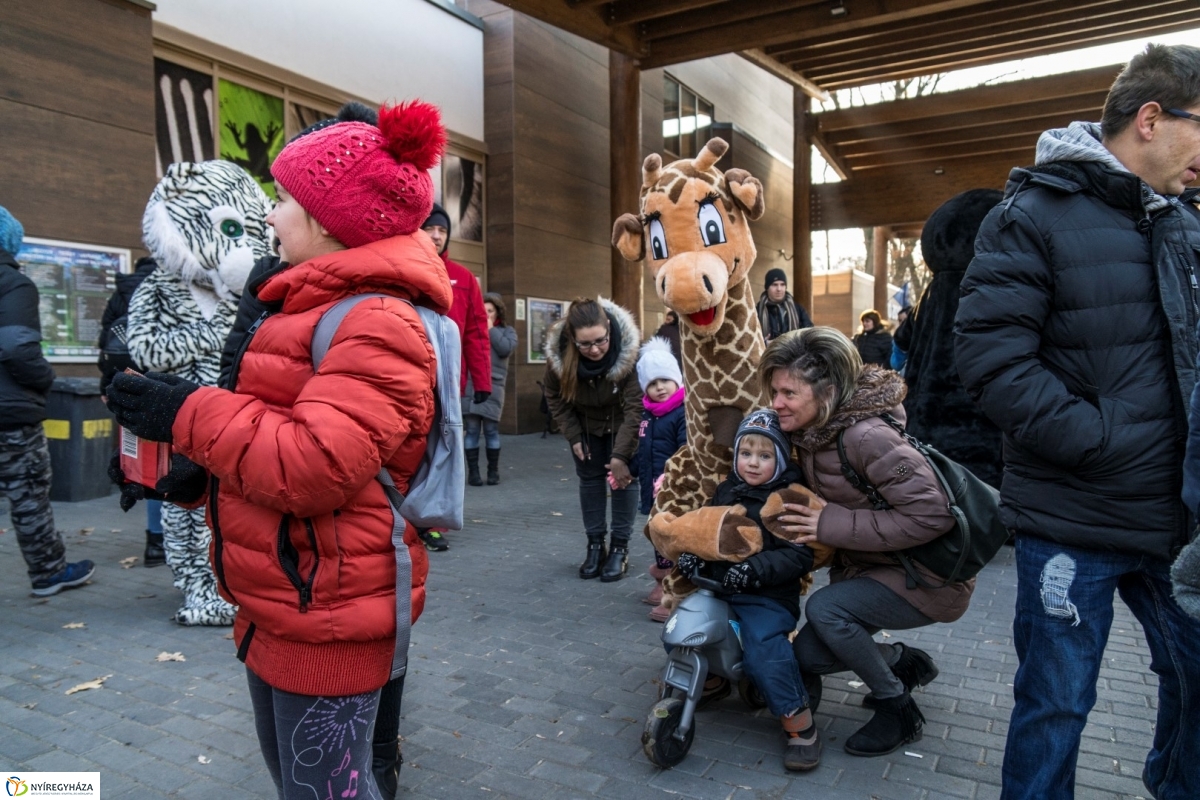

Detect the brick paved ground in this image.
[0,434,1159,799]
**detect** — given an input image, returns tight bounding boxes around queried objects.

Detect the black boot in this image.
[579,538,607,579]
[862,643,938,709]
[600,543,629,582]
[144,531,165,568]
[466,447,483,486]
[371,740,402,800]
[844,692,925,757]
[486,447,500,485]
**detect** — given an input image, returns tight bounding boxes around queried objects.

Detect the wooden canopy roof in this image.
[499,0,1197,96]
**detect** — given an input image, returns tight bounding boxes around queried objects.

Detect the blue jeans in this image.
[730,594,808,717]
[145,499,163,535]
[1002,536,1200,800]
[464,415,499,450]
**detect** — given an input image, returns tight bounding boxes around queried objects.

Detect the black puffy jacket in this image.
[854,328,893,368]
[217,255,285,389]
[0,250,55,428]
[97,256,157,395]
[956,161,1200,561]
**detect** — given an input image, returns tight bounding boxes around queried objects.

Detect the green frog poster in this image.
[219,79,285,199]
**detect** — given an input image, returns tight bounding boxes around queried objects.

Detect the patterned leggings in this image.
[162,503,235,626]
[247,668,383,800]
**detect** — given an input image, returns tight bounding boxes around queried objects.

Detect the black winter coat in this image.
[698,462,815,618]
[97,257,157,395]
[956,161,1200,561]
[218,255,285,389]
[0,250,55,428]
[854,328,893,368]
[635,399,687,514]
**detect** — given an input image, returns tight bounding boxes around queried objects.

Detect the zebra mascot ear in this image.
[142,161,274,302]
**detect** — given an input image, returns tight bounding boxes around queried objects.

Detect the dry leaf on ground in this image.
[550,512,563,516]
[155,652,186,662]
[62,622,86,629]
[79,527,94,536]
[65,674,112,695]
[197,755,211,764]
[119,556,139,569]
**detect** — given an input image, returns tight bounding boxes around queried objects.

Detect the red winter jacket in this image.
[172,234,451,697]
[440,252,491,394]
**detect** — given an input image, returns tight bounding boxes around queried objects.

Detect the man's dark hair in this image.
[1102,43,1200,138]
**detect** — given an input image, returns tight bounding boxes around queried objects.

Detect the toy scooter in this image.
[641,574,766,767]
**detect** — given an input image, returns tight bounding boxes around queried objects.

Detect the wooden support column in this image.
[793,88,813,316]
[610,50,643,328]
[872,226,889,318]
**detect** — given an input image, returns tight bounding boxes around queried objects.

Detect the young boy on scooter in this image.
[674,409,821,771]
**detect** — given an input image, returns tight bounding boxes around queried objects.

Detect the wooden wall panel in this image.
[512,155,611,247]
[514,84,610,186]
[512,13,609,128]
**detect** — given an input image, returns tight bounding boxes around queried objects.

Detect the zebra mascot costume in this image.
[128,161,273,626]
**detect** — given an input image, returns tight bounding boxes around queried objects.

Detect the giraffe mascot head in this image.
[613,138,771,587]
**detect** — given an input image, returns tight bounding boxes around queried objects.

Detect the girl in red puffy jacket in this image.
[108,102,451,800]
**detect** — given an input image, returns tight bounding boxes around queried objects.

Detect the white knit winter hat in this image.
[637,337,684,392]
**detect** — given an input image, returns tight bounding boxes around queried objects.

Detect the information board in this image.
[526,298,568,364]
[17,238,131,362]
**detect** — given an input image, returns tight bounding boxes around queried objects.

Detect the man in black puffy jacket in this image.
[955,44,1200,800]
[0,206,94,596]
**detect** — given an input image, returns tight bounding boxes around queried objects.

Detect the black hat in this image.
[764,268,788,290]
[920,189,1003,274]
[291,101,379,142]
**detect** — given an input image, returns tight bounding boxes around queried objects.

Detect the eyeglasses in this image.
[574,333,610,352]
[1166,108,1200,124]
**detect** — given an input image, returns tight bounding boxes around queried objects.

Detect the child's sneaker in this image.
[31,561,96,597]
[418,530,449,552]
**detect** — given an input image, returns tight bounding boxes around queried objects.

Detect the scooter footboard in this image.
[662,648,708,739]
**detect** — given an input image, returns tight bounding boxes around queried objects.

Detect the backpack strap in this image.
[836,427,891,511]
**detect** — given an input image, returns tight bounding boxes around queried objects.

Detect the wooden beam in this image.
[610,50,643,327]
[737,49,830,101]
[568,0,612,7]
[810,129,850,181]
[640,0,824,41]
[872,227,890,318]
[608,0,729,27]
[640,0,1000,69]
[846,137,1036,170]
[498,0,642,56]
[816,65,1120,132]
[794,90,814,317]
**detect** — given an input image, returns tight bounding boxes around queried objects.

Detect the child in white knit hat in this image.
[634,336,687,621]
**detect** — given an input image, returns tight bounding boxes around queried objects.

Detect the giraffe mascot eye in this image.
[697,201,726,246]
[649,218,669,260]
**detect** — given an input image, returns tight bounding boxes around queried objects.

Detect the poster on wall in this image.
[154,59,215,178]
[526,298,568,364]
[219,79,285,199]
[288,102,328,137]
[17,238,131,362]
[443,154,483,242]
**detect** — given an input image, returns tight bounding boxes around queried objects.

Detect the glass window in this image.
[663,76,680,156]
[697,98,714,147]
[680,87,697,159]
[663,75,712,159]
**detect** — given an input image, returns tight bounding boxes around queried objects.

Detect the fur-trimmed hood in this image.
[794,365,907,452]
[544,297,640,383]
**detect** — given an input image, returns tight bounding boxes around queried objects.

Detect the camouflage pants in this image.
[0,425,65,582]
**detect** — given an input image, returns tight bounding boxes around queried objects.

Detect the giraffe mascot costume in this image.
[612,138,828,602]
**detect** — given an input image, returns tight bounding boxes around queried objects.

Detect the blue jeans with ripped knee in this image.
[1002,535,1200,800]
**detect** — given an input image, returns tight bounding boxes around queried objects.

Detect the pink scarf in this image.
[643,385,686,417]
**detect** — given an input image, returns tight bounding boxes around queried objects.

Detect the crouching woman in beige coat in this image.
[766,327,972,758]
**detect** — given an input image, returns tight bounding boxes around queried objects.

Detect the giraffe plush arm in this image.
[647,505,764,564]
[761,483,836,569]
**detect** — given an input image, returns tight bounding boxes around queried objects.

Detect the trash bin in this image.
[44,377,116,502]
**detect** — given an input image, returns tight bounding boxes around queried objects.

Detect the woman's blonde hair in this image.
[758,326,862,429]
[558,298,608,405]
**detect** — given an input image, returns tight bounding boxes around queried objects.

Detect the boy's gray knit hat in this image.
[734,409,791,481]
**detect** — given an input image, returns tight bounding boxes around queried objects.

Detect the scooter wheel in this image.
[737,677,768,710]
[642,697,694,768]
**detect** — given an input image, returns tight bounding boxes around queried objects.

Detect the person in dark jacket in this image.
[901,189,1005,489]
[852,309,892,368]
[954,44,1200,800]
[0,206,95,596]
[633,336,687,621]
[543,297,642,582]
[675,410,820,772]
[462,292,517,485]
[756,268,813,342]
[653,309,682,365]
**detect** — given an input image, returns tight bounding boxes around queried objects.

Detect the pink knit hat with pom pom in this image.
[270,100,447,248]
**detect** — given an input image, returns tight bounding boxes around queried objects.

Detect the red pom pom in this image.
[377,100,446,171]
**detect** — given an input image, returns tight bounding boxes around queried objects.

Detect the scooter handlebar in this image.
[688,574,726,593]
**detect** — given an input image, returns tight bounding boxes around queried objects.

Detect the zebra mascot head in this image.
[142,161,273,300]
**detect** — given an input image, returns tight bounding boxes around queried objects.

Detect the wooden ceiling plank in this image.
[847,139,1038,169]
[607,0,730,27]
[639,0,1002,69]
[811,129,851,180]
[639,0,824,41]
[805,8,1198,82]
[737,49,830,101]
[815,64,1121,131]
[816,17,1200,87]
[498,0,642,55]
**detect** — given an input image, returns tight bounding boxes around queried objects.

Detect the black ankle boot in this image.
[466,448,483,486]
[371,740,402,800]
[862,643,938,709]
[600,543,629,582]
[579,539,607,579]
[844,692,925,757]
[485,447,500,485]
[144,531,165,568]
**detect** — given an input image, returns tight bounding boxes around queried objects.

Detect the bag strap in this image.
[836,428,891,511]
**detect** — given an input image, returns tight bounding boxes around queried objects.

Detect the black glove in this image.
[155,454,209,504]
[108,451,161,512]
[473,390,491,405]
[107,371,199,443]
[722,561,762,592]
[676,552,705,577]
